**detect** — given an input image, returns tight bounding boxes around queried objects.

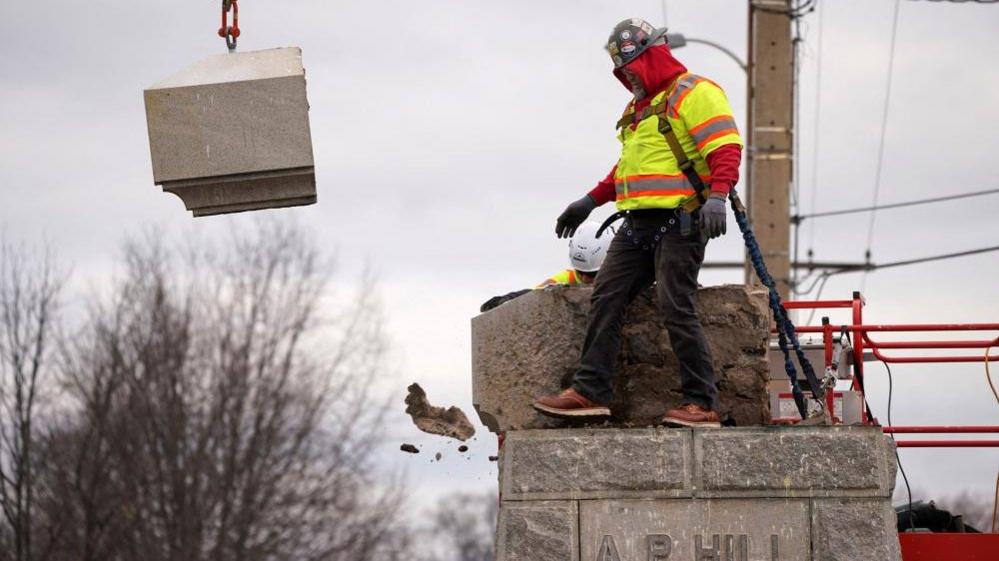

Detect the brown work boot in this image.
[533,388,611,418]
[662,403,721,428]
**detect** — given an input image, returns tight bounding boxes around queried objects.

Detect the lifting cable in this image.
[218,0,241,52]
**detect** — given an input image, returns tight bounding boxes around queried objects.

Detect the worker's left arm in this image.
[680,81,745,195]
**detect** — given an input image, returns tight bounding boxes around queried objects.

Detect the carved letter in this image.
[647,534,672,560]
[718,534,749,561]
[735,535,748,561]
[695,534,721,561]
[597,535,622,561]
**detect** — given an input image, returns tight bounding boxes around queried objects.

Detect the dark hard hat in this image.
[606,18,668,69]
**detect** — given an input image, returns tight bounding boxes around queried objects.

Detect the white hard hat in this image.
[568,221,613,274]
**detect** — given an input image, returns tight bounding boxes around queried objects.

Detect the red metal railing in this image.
[778,292,999,447]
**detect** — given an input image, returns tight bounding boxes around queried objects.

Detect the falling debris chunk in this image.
[435,452,443,462]
[404,383,476,441]
[458,445,469,453]
[400,444,419,454]
[488,456,499,462]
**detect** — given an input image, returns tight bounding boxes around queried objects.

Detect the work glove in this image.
[700,193,728,239]
[555,195,597,239]
[480,289,532,313]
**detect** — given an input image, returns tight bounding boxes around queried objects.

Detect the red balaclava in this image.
[613,43,687,112]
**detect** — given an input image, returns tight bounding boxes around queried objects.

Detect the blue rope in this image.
[730,189,825,419]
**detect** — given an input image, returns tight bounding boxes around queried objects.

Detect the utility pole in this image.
[746,0,794,299]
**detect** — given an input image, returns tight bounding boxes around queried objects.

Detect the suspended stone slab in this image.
[144,47,316,217]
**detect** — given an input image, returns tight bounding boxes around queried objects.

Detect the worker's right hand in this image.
[555,195,597,239]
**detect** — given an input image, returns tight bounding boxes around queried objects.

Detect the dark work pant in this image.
[571,209,719,410]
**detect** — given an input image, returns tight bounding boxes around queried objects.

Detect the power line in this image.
[906,0,999,4]
[806,0,825,251]
[793,187,999,222]
[826,244,999,276]
[862,0,903,290]
[754,0,820,17]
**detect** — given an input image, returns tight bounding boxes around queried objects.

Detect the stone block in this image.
[811,499,902,561]
[694,426,897,498]
[472,285,771,432]
[144,47,316,216]
[501,428,691,500]
[580,499,810,561]
[496,501,578,561]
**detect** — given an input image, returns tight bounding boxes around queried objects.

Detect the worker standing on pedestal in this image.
[533,19,744,428]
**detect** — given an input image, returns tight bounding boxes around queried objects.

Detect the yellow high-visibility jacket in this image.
[535,269,592,289]
[614,73,743,210]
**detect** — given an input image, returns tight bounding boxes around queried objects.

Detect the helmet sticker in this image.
[620,30,631,40]
[640,22,655,35]
[612,55,623,66]
[620,41,636,56]
[606,42,620,55]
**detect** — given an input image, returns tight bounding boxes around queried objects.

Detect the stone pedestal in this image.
[472,285,772,431]
[144,47,316,216]
[496,426,902,561]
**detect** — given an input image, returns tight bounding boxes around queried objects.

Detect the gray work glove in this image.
[555,194,597,239]
[700,192,728,239]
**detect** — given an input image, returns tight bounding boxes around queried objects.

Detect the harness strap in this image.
[655,114,711,214]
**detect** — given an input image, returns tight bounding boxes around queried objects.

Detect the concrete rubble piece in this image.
[404,383,476,441]
[144,47,316,216]
[496,426,902,561]
[472,285,772,431]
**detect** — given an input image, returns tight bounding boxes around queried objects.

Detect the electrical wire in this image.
[907,0,999,4]
[987,338,999,407]
[795,187,999,222]
[883,360,916,531]
[987,338,999,533]
[803,273,832,325]
[822,244,999,277]
[754,0,820,17]
[862,0,903,291]
[806,0,825,253]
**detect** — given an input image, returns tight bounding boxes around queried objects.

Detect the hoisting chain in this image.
[218,0,240,52]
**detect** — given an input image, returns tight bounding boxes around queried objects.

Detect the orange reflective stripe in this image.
[695,128,739,151]
[615,173,687,184]
[666,74,705,116]
[616,188,695,200]
[689,115,734,135]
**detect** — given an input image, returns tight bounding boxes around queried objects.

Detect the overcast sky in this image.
[2,0,998,518]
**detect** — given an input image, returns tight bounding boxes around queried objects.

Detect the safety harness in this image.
[598,93,827,420]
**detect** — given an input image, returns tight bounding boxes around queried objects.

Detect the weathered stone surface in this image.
[496,501,578,561]
[472,285,771,432]
[695,426,897,497]
[580,499,810,561]
[811,499,902,561]
[501,428,691,500]
[144,47,316,216]
[494,428,902,560]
